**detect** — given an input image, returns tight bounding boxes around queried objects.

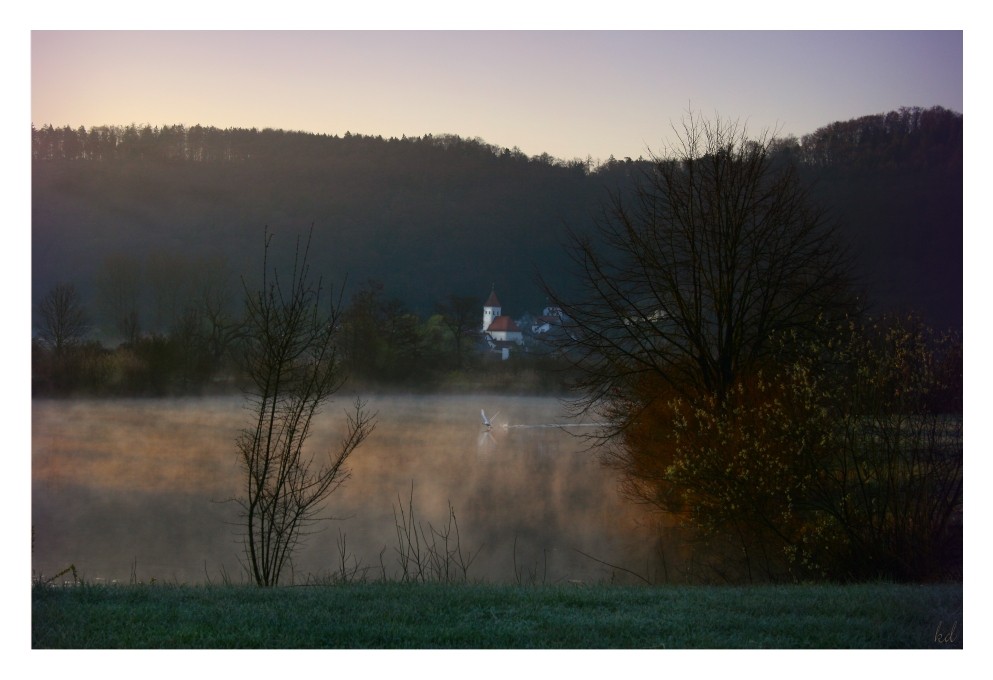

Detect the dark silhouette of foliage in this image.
[337,280,441,385]
[36,283,88,355]
[435,294,482,371]
[608,314,961,583]
[796,106,962,169]
[802,314,962,581]
[94,254,143,347]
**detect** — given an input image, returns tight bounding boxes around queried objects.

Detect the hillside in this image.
[32,107,962,331]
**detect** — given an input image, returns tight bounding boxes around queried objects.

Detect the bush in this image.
[803,314,962,581]
[605,313,962,582]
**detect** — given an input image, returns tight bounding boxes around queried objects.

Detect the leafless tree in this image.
[95,253,143,346]
[539,113,858,430]
[234,230,375,587]
[36,283,88,354]
[435,294,481,370]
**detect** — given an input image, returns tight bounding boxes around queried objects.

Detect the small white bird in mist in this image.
[481,409,500,430]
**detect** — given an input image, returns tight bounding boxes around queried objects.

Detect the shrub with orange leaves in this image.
[600,313,961,582]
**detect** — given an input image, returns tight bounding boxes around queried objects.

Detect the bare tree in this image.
[539,113,858,427]
[435,294,481,371]
[535,114,862,582]
[36,283,88,354]
[234,230,375,587]
[95,253,143,346]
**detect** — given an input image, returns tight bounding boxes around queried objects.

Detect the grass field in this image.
[32,581,962,648]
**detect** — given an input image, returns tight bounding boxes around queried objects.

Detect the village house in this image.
[480,290,565,360]
[531,306,564,334]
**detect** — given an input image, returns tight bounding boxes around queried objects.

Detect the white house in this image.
[531,306,565,334]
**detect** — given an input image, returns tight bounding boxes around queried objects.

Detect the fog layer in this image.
[33,395,654,584]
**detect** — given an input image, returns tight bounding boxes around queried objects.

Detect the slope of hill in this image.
[32,107,962,330]
[33,130,608,321]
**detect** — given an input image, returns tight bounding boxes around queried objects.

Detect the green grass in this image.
[32,581,962,648]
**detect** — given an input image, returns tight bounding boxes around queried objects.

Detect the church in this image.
[479,289,568,360]
[480,290,523,360]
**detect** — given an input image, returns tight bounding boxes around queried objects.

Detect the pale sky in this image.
[31,31,962,161]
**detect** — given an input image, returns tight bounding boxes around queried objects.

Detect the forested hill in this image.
[32,106,962,330]
[793,105,962,169]
[794,106,962,331]
[32,129,612,321]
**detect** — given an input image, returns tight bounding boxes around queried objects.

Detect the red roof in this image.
[484,291,501,307]
[487,316,520,332]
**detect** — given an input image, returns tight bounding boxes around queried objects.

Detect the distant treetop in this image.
[791,106,962,169]
[32,106,962,173]
[29,122,594,172]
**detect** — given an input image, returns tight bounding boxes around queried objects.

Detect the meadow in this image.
[32,581,962,649]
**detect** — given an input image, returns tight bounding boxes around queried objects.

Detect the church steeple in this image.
[483,288,501,331]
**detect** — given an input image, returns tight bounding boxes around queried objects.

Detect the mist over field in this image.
[33,395,654,584]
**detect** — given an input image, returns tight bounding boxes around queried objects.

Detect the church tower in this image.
[482,289,501,331]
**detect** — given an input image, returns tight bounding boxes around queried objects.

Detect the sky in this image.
[31,31,963,161]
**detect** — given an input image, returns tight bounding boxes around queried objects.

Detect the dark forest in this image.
[33,105,961,332]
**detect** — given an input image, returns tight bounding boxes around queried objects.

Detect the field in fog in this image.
[33,395,655,584]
